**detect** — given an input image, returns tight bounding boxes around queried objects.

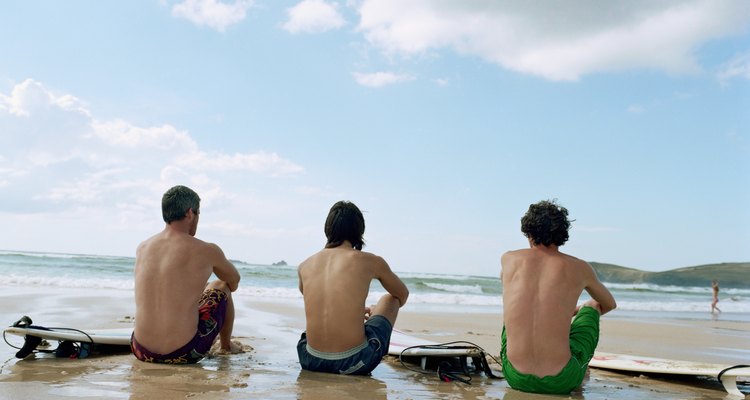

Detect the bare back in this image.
[298,245,407,352]
[502,246,615,377]
[134,230,236,353]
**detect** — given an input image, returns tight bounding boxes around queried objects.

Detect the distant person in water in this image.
[711,280,721,314]
[501,200,617,394]
[131,185,242,364]
[297,201,409,375]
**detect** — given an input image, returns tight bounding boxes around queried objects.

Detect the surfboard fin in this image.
[15,335,42,359]
[12,315,33,328]
[718,364,750,397]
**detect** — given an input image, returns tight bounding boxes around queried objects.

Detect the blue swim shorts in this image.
[297,315,393,375]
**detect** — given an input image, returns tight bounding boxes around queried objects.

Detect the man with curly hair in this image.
[500,200,616,394]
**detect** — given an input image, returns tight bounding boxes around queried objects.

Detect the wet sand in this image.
[0,286,747,399]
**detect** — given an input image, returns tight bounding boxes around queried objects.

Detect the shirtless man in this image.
[501,200,616,394]
[297,201,409,375]
[131,185,241,364]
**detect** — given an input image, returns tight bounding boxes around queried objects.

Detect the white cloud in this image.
[282,0,346,34]
[627,104,645,114]
[1,79,92,167]
[352,71,415,87]
[356,0,750,81]
[171,0,254,32]
[0,79,90,119]
[91,119,198,152]
[434,78,449,86]
[718,51,750,83]
[0,79,304,211]
[1,79,55,117]
[178,151,305,176]
[39,168,128,203]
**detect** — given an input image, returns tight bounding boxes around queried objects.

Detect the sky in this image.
[1,0,749,277]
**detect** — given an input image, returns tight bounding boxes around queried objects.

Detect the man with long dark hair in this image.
[297,201,409,375]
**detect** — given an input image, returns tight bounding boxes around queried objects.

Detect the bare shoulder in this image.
[501,248,529,264]
[348,251,389,277]
[502,249,523,259]
[136,232,161,251]
[297,253,317,272]
[181,238,225,264]
[561,253,597,278]
[134,233,163,262]
[135,239,148,256]
[558,251,585,265]
[356,250,387,265]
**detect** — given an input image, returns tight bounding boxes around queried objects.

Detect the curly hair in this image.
[324,201,365,250]
[521,200,571,246]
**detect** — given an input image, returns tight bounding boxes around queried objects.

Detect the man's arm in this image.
[207,243,241,291]
[297,266,304,294]
[372,256,409,306]
[582,263,616,315]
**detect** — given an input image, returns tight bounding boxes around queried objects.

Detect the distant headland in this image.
[591,262,750,289]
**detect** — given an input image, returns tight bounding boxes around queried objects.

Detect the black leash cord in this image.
[397,340,502,382]
[717,364,750,382]
[3,327,96,354]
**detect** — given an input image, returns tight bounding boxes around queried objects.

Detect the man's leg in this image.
[569,305,600,364]
[205,280,239,352]
[369,293,401,327]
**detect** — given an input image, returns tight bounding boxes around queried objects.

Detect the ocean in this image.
[1,250,748,322]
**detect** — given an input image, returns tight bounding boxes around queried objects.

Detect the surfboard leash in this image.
[4,315,96,359]
[397,340,503,384]
[717,364,750,382]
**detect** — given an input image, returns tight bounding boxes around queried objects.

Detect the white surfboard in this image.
[589,351,750,396]
[4,326,133,346]
[389,329,483,358]
[388,329,493,376]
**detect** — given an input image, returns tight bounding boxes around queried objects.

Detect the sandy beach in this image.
[0,286,747,400]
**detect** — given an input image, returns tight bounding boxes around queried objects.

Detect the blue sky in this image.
[1,0,749,277]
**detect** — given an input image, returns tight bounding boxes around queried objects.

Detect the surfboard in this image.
[388,329,499,379]
[4,322,133,359]
[4,326,133,345]
[589,351,750,396]
[389,329,483,358]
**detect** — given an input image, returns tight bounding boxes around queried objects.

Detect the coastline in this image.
[0,286,747,399]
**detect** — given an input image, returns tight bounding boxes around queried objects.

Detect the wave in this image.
[2,275,748,312]
[399,271,492,281]
[421,282,484,294]
[366,290,501,306]
[0,275,134,290]
[0,249,132,261]
[236,286,302,299]
[611,300,749,313]
[604,282,750,296]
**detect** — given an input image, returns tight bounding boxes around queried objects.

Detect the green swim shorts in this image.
[501,306,600,394]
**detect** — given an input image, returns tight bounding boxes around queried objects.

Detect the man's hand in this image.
[364,306,372,320]
[575,299,603,316]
